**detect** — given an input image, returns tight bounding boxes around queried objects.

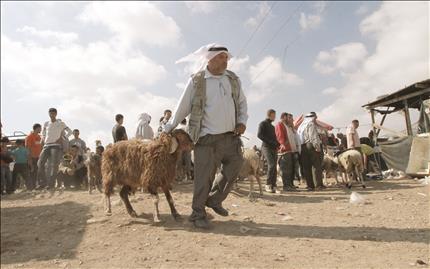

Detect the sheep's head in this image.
[170,129,193,153]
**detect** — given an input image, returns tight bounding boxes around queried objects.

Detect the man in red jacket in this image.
[275,113,299,192]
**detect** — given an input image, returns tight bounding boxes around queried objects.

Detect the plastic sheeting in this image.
[406,134,430,175]
[418,100,430,134]
[379,136,413,172]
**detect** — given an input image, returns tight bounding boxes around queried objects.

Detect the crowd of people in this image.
[0,107,193,195]
[257,109,382,194]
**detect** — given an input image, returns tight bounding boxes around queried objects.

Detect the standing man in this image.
[275,113,299,192]
[69,129,87,156]
[25,123,42,190]
[346,119,361,150]
[258,109,280,193]
[298,112,325,191]
[37,108,73,190]
[164,44,248,229]
[112,114,128,143]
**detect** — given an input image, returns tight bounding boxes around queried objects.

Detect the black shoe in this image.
[306,187,315,192]
[283,186,299,192]
[193,218,210,229]
[209,205,229,217]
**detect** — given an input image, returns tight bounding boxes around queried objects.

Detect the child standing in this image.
[11,139,32,192]
[1,137,14,194]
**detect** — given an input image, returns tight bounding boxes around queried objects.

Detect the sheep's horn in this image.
[170,137,179,154]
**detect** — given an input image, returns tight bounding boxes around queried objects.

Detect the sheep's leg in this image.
[256,173,263,196]
[88,175,93,194]
[104,193,112,215]
[341,172,347,184]
[248,175,255,200]
[334,172,341,185]
[96,177,103,193]
[356,165,366,188]
[151,193,162,223]
[120,185,137,218]
[346,172,353,189]
[163,187,181,221]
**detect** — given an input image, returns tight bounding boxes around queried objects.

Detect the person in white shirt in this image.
[164,44,248,229]
[37,108,72,190]
[297,112,325,191]
[346,119,361,150]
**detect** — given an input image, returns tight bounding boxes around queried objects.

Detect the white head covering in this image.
[138,113,151,125]
[136,113,154,140]
[175,43,233,73]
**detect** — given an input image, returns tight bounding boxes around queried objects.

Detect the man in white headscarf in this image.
[164,44,248,229]
[297,112,325,191]
[135,113,154,140]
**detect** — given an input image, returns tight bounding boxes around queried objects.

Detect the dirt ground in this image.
[1,177,429,269]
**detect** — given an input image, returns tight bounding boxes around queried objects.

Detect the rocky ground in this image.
[1,177,429,269]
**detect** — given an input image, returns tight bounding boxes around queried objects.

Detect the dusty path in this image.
[1,178,429,269]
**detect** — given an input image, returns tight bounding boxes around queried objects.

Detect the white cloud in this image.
[313,42,368,75]
[176,82,186,90]
[322,87,338,95]
[185,1,220,14]
[228,55,250,75]
[299,1,327,31]
[245,2,272,29]
[299,13,322,31]
[318,2,429,132]
[356,5,369,16]
[78,2,181,47]
[247,56,304,103]
[17,26,79,44]
[1,30,176,148]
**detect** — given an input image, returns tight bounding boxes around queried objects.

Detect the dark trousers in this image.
[190,133,243,221]
[262,145,277,187]
[12,163,29,192]
[58,167,87,189]
[300,143,323,189]
[294,152,303,181]
[29,158,39,190]
[1,165,12,194]
[278,152,295,188]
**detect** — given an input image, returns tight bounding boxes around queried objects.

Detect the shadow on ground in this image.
[161,219,429,244]
[1,202,90,264]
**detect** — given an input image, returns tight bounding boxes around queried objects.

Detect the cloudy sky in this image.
[1,1,428,148]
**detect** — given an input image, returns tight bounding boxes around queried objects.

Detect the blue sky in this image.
[1,1,428,148]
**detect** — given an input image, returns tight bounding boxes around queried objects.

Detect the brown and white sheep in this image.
[102,129,193,223]
[237,147,263,200]
[334,149,366,189]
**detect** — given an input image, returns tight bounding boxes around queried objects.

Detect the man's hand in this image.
[234,123,246,135]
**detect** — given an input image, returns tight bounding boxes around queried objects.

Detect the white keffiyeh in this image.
[175,43,233,73]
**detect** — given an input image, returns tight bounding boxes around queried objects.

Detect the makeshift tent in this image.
[293,114,334,131]
[362,78,430,175]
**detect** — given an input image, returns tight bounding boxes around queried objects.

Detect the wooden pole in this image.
[404,100,413,136]
[371,109,377,144]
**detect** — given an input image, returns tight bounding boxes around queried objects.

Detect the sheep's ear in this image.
[170,137,179,154]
